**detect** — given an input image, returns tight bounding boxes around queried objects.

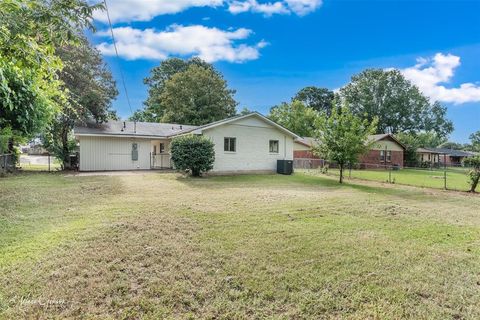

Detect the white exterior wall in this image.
[79,136,151,171]
[202,117,294,172]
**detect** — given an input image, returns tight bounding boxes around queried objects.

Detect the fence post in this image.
[443,153,447,190]
[389,166,392,183]
[48,153,51,172]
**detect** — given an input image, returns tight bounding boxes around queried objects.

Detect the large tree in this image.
[313,105,378,183]
[339,69,453,137]
[43,35,118,169]
[0,0,99,152]
[268,101,320,137]
[156,64,237,125]
[292,86,335,115]
[133,57,226,122]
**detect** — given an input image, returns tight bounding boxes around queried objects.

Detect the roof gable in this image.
[368,134,406,150]
[182,112,300,138]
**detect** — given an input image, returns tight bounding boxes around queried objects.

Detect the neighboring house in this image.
[293,137,323,169]
[293,133,406,169]
[359,134,406,168]
[416,148,442,166]
[419,148,476,167]
[73,112,299,173]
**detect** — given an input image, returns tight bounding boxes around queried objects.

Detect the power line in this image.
[103,0,134,116]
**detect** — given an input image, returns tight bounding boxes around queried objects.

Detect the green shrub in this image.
[171,135,215,177]
[464,156,480,192]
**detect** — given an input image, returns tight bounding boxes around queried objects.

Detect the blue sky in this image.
[90,0,480,142]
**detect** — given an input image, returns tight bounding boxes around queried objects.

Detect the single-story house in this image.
[416,148,442,166]
[73,112,299,173]
[418,148,476,167]
[359,134,406,168]
[293,133,406,169]
[293,137,323,169]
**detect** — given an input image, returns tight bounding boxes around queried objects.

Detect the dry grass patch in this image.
[1,172,480,319]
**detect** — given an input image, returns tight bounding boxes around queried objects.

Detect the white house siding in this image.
[79,136,151,171]
[202,117,294,172]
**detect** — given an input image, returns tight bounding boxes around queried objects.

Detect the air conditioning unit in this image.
[277,160,293,175]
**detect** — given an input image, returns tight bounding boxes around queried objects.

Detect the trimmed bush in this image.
[171,135,215,177]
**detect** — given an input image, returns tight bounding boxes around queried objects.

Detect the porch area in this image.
[150,139,172,169]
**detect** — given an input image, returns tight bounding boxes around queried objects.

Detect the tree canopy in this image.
[43,35,118,168]
[469,131,480,152]
[0,0,99,147]
[133,57,235,123]
[292,86,335,115]
[339,69,453,138]
[313,105,378,183]
[268,101,320,137]
[154,64,237,125]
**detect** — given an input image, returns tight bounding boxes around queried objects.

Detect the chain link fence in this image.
[295,158,473,192]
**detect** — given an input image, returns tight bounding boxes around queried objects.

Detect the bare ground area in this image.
[1,172,479,319]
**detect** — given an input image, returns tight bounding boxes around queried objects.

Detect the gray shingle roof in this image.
[74,121,198,138]
[424,148,476,157]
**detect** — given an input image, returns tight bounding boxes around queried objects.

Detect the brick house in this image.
[359,134,406,169]
[293,134,405,169]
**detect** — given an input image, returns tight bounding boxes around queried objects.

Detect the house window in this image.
[269,140,279,153]
[386,151,392,162]
[224,137,236,152]
[160,143,165,154]
[380,150,385,161]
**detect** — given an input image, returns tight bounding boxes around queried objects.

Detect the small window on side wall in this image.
[224,137,236,152]
[269,140,279,153]
[386,151,392,162]
[380,150,385,161]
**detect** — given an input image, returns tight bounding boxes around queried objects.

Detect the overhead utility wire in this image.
[103,0,134,116]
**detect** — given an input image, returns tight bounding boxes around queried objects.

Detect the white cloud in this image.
[93,0,223,23]
[228,0,289,16]
[285,0,322,15]
[399,53,480,105]
[96,25,267,63]
[92,0,322,22]
[228,0,321,16]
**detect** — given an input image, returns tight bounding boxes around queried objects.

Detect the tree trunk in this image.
[191,168,200,177]
[470,174,479,192]
[61,126,70,170]
[339,164,344,183]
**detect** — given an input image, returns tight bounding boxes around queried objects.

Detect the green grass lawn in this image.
[307,167,475,192]
[1,172,480,319]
